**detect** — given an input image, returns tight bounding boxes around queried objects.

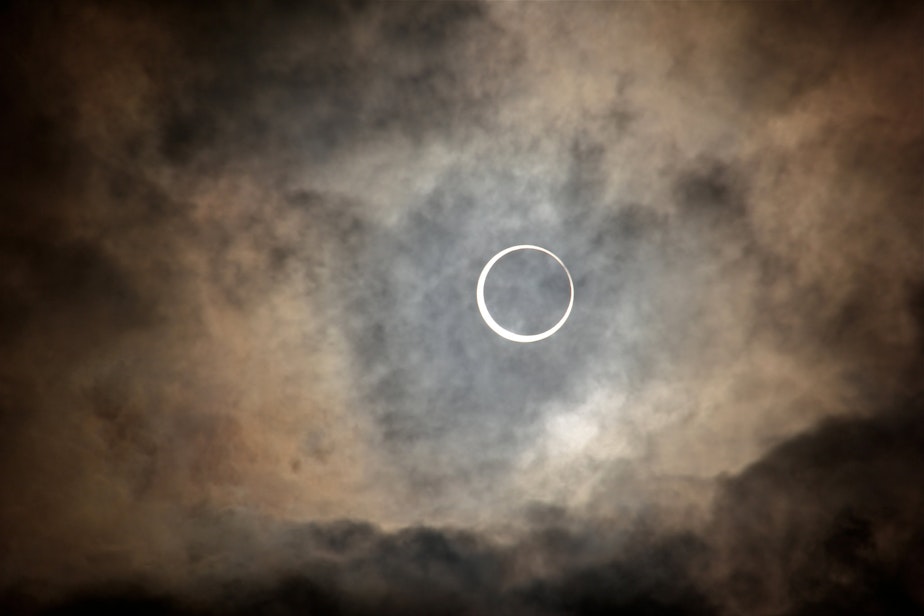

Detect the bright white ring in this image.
[476,245,574,343]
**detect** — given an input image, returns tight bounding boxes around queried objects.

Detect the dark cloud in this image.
[145,0,515,173]
[5,395,919,615]
[0,0,921,614]
[721,0,920,114]
[673,159,747,228]
[708,395,924,615]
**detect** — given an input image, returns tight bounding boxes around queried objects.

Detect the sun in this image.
[475,245,574,343]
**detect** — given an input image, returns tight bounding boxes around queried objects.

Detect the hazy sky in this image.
[1,2,922,614]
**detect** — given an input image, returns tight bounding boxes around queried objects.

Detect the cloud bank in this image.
[0,1,921,614]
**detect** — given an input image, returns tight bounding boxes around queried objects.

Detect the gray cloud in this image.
[0,0,921,613]
[6,396,920,614]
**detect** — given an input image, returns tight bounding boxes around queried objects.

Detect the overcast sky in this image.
[1,2,922,614]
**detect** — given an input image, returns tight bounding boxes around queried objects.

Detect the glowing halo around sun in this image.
[476,245,574,343]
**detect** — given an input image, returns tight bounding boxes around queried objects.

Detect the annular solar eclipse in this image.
[476,245,574,343]
[2,1,921,613]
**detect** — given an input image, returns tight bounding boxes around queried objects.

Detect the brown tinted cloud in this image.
[0,1,921,614]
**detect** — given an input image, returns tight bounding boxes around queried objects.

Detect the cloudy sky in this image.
[1,1,922,614]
